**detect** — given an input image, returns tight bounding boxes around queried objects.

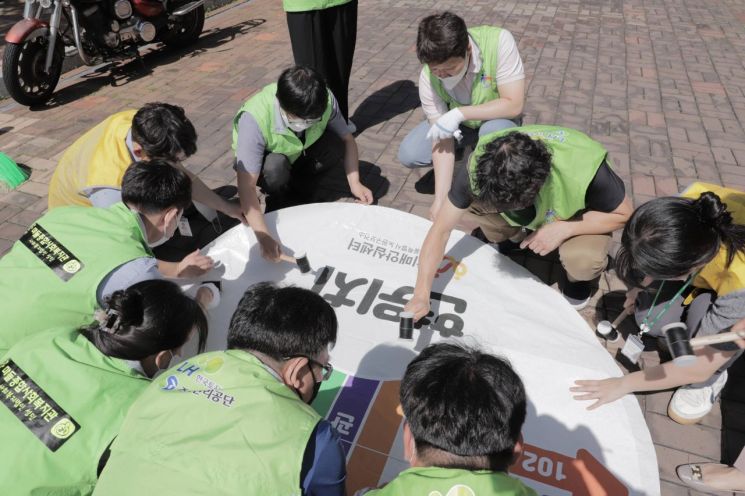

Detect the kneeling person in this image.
[365,343,535,495]
[0,280,208,495]
[405,125,632,318]
[95,282,346,495]
[234,65,373,261]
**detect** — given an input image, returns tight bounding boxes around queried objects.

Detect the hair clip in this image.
[102,309,121,334]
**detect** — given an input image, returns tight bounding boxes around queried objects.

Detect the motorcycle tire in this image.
[162,4,206,49]
[2,36,64,107]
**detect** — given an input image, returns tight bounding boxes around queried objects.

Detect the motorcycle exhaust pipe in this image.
[69,5,96,65]
[172,0,204,16]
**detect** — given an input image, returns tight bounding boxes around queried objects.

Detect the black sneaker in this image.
[561,279,592,310]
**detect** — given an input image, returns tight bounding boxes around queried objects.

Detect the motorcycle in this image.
[3,0,206,106]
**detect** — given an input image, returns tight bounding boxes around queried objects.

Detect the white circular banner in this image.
[186,203,659,496]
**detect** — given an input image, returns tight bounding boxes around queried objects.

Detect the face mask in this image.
[280,109,315,132]
[147,211,181,248]
[293,374,322,405]
[439,54,469,90]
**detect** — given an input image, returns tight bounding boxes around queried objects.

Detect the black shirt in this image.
[448,160,626,223]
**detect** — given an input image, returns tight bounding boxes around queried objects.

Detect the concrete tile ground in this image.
[2,0,745,494]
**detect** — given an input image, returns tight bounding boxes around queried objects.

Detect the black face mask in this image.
[308,378,322,405]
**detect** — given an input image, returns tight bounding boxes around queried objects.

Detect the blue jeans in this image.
[398,118,518,168]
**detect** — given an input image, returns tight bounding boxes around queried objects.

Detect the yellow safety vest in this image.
[48,110,137,208]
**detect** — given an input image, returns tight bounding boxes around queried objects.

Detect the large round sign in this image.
[190,203,659,496]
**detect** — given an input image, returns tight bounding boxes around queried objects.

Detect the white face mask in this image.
[280,109,316,133]
[439,54,469,90]
[147,211,181,248]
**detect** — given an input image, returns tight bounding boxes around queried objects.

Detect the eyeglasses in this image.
[285,355,334,381]
[289,117,321,126]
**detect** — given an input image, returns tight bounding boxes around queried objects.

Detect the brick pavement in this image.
[3,0,745,494]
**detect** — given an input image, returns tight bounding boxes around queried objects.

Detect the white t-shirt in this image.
[418,29,525,121]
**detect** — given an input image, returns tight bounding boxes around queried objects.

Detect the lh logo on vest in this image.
[50,418,76,439]
[430,485,475,496]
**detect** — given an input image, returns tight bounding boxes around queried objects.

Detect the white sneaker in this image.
[668,370,728,425]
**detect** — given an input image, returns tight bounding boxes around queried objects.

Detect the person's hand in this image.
[350,181,373,205]
[429,196,444,221]
[624,287,641,311]
[570,377,628,410]
[256,231,282,262]
[404,294,431,322]
[520,222,572,256]
[177,249,214,278]
[223,201,248,225]
[426,109,464,142]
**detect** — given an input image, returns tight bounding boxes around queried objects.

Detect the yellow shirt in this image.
[48,110,137,208]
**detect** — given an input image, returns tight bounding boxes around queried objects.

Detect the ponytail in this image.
[82,279,208,360]
[693,192,745,267]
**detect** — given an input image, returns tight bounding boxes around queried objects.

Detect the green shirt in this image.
[0,327,150,495]
[95,350,322,495]
[0,202,151,355]
[366,466,537,496]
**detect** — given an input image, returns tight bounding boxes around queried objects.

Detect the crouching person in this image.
[365,343,536,496]
[0,280,208,495]
[95,282,346,495]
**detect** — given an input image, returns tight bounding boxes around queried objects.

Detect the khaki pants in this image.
[465,202,611,282]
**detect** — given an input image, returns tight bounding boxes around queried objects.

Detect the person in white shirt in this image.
[398,11,525,220]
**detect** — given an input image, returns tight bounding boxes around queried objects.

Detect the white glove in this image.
[426,108,465,142]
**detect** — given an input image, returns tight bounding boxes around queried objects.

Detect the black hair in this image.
[121,159,192,214]
[400,343,526,471]
[473,132,552,210]
[131,102,197,161]
[616,192,745,287]
[228,282,337,359]
[416,11,469,65]
[276,66,328,120]
[82,280,208,360]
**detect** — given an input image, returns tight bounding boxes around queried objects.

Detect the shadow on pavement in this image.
[29,18,267,110]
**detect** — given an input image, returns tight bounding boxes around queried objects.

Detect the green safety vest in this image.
[0,202,151,355]
[232,83,334,165]
[0,327,150,495]
[366,466,537,496]
[423,26,502,129]
[94,350,322,495]
[282,0,352,13]
[468,125,608,230]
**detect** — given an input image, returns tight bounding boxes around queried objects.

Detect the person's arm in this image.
[404,199,466,321]
[97,257,161,304]
[458,79,525,122]
[87,188,123,208]
[156,249,214,279]
[172,162,245,224]
[300,421,347,496]
[571,345,737,410]
[430,137,456,221]
[236,169,282,261]
[341,134,373,204]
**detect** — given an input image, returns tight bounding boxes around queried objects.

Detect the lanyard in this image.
[640,273,698,334]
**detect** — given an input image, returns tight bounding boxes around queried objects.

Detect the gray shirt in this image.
[234,93,350,174]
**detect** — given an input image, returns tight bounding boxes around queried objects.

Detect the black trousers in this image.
[286,0,357,121]
[259,130,345,210]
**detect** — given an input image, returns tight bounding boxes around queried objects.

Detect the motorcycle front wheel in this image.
[162,5,206,49]
[2,35,64,107]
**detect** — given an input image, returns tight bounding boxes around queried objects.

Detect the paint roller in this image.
[663,322,745,366]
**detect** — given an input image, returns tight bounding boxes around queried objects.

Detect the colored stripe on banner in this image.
[346,380,403,492]
[312,369,347,418]
[326,375,380,449]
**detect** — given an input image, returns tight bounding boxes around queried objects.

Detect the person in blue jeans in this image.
[398,11,526,220]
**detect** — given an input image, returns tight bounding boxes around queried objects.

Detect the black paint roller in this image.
[663,322,745,366]
[399,311,414,340]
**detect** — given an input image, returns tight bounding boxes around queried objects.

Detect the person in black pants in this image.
[284,0,358,129]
